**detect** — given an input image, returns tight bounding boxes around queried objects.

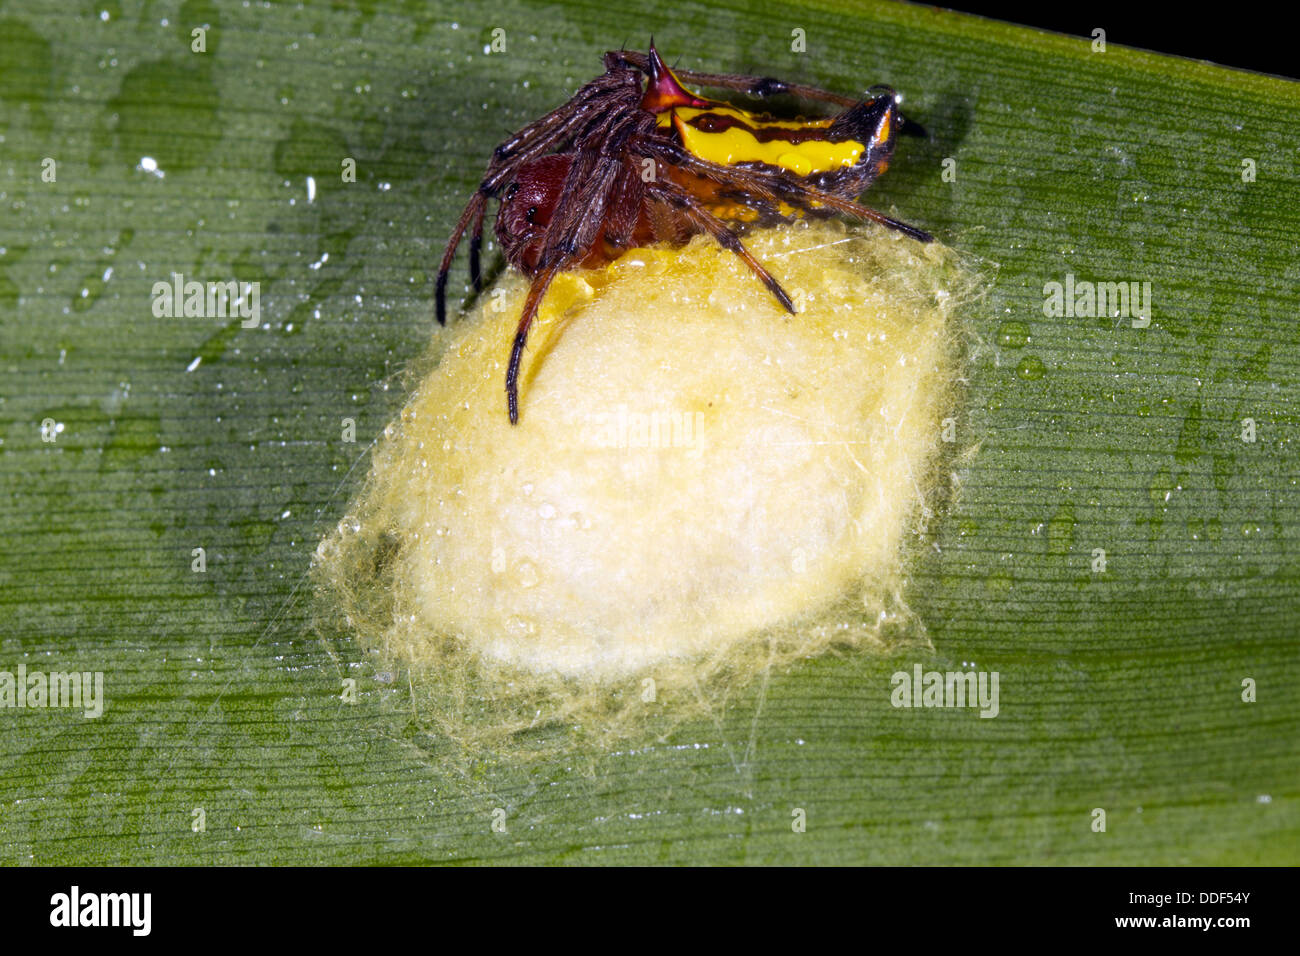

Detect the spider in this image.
[436,43,932,423]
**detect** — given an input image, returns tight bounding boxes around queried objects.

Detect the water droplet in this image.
[1015,356,1045,380]
[997,320,1030,348]
[110,60,220,172]
[71,274,106,312]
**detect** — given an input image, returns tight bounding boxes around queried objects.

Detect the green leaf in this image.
[2,0,1296,864]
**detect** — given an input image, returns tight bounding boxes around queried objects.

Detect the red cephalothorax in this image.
[437,44,931,424]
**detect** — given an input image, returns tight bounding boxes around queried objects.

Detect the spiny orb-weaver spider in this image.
[436,43,932,423]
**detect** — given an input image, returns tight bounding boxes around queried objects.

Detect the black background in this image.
[929,2,1297,80]
[5,866,1283,942]
[7,868,1289,941]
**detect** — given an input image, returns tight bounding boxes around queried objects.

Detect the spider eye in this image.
[525,206,538,224]
[505,182,520,200]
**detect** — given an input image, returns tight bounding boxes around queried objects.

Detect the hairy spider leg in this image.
[504,129,646,422]
[467,201,486,292]
[600,159,649,249]
[436,67,644,324]
[436,190,487,325]
[644,137,934,244]
[651,179,796,313]
[506,264,561,425]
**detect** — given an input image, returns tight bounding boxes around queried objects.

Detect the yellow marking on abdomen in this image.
[660,106,864,177]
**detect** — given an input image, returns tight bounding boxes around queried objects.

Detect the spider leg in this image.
[641,138,789,211]
[479,90,620,197]
[441,114,584,324]
[643,138,933,243]
[467,198,487,292]
[775,180,934,242]
[601,159,647,249]
[436,190,487,325]
[437,74,643,324]
[650,180,795,314]
[505,140,646,422]
[489,69,638,169]
[532,138,636,270]
[506,265,560,425]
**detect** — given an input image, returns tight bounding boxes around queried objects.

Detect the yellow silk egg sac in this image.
[313,217,979,751]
